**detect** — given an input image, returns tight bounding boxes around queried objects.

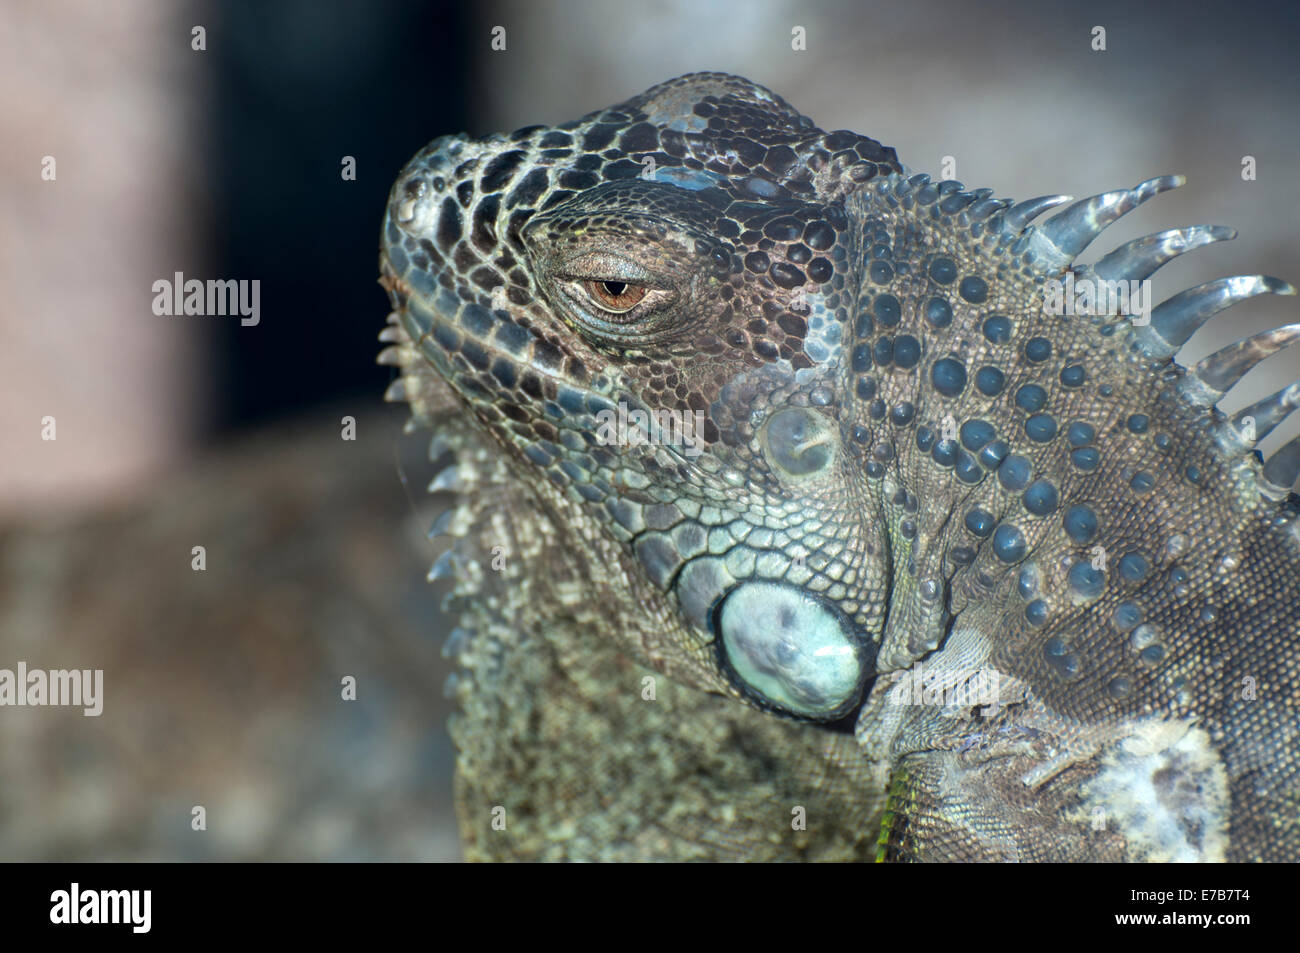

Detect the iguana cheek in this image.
[717,581,869,720]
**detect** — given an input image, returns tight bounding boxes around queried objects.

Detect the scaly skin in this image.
[378,73,1300,861]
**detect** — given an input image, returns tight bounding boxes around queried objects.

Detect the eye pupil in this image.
[582,279,648,315]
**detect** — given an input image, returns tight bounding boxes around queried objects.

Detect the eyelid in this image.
[555,251,657,286]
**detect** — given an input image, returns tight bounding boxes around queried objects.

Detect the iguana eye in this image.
[582,279,648,315]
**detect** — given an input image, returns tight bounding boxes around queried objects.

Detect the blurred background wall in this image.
[0,0,1296,860]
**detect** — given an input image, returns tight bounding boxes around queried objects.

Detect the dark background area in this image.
[207,0,470,436]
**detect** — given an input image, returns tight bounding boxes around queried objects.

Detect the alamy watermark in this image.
[50,883,150,933]
[0,662,103,716]
[1042,273,1153,326]
[885,661,1001,714]
[595,401,705,457]
[152,271,260,326]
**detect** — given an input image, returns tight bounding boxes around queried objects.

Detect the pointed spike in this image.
[1193,324,1300,399]
[378,325,406,343]
[1039,176,1183,260]
[1131,173,1186,203]
[1001,194,1073,233]
[1263,433,1300,489]
[1039,189,1132,255]
[1150,275,1297,354]
[376,345,407,366]
[383,378,409,403]
[427,508,456,539]
[428,549,457,582]
[1093,226,1237,282]
[1234,380,1300,444]
[428,464,461,494]
[939,190,976,212]
[967,197,1013,222]
[441,627,472,660]
[428,433,450,461]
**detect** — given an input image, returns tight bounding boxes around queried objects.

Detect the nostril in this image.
[395,176,428,225]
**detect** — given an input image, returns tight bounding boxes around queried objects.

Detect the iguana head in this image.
[380,73,906,721]
[380,72,1299,730]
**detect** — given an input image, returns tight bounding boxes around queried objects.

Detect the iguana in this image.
[377,72,1300,861]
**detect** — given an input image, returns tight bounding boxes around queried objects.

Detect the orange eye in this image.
[583,279,648,314]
